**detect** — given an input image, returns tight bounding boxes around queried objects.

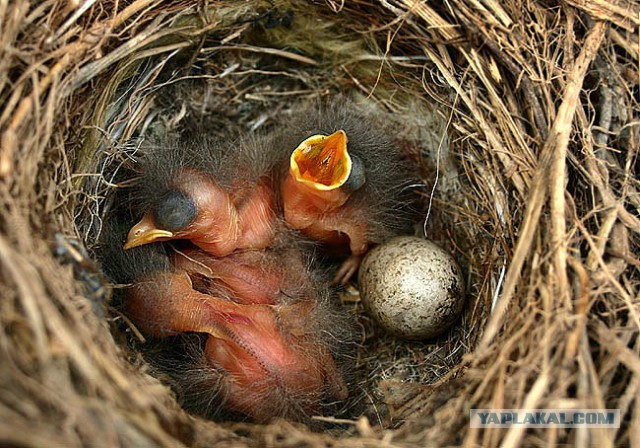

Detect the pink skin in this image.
[171,248,312,305]
[124,271,348,421]
[281,174,368,283]
[125,169,277,257]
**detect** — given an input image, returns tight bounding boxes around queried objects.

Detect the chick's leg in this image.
[290,211,369,284]
[171,249,281,305]
[124,271,215,337]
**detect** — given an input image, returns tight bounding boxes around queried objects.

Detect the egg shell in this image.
[358,236,464,340]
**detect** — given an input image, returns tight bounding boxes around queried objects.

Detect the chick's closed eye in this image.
[152,190,197,232]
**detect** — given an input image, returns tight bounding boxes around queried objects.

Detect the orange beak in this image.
[123,212,174,250]
[290,130,352,191]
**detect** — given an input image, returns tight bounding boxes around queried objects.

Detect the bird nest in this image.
[1,0,638,446]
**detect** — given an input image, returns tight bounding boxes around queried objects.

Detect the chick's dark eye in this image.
[152,190,197,232]
[344,155,366,191]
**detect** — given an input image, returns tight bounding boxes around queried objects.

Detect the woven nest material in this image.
[1,1,639,447]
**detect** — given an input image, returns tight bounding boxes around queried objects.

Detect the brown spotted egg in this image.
[358,236,464,340]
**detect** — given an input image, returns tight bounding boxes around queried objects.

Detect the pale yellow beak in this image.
[123,212,174,250]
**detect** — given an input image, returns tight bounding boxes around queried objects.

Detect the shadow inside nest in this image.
[74,8,471,432]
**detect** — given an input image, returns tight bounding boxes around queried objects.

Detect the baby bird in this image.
[277,99,419,282]
[124,265,349,422]
[122,134,285,257]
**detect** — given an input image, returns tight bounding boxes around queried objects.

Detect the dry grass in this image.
[0,0,638,446]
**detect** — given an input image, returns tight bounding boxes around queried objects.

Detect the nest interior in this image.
[1,1,638,447]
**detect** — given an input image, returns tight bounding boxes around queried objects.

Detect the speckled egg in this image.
[358,236,464,340]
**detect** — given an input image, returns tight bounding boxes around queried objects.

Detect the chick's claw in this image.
[332,254,364,285]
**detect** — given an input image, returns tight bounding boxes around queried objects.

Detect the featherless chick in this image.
[122,134,285,257]
[277,99,419,283]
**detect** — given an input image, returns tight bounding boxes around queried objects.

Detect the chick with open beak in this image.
[283,130,367,253]
[279,100,418,283]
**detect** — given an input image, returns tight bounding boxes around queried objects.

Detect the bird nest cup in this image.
[1,1,638,447]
